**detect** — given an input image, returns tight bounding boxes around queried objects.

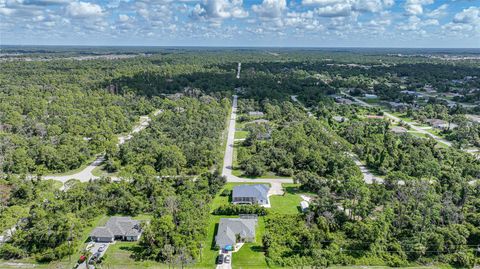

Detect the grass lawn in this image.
[232,217,267,269]
[198,183,272,268]
[101,242,170,268]
[234,130,249,139]
[268,184,303,215]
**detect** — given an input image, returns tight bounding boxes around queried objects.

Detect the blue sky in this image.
[1,0,479,47]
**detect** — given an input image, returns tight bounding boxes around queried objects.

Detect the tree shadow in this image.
[250,245,265,253]
[284,186,301,195]
[210,223,220,250]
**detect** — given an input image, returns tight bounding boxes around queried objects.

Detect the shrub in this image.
[213,204,267,216]
[220,189,231,197]
[0,244,25,260]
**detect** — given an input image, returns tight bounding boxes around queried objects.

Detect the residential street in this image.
[43,110,162,183]
[221,95,294,192]
[342,92,454,146]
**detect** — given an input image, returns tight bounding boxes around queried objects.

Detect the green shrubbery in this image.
[213,204,267,216]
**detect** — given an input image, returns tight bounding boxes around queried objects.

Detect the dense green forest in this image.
[0,48,479,268]
[113,96,230,175]
[263,103,480,268]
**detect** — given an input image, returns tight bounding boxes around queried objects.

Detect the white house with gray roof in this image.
[232,184,270,207]
[89,216,142,243]
[215,218,257,250]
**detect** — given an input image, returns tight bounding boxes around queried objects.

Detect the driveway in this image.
[78,242,110,269]
[221,95,293,190]
[341,92,474,151]
[215,251,232,269]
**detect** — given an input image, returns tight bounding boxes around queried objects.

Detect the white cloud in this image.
[427,4,447,18]
[404,0,434,16]
[315,3,351,17]
[397,15,438,31]
[23,0,71,6]
[252,0,286,19]
[453,6,480,25]
[191,0,248,21]
[354,0,384,13]
[302,0,345,5]
[66,1,103,18]
[118,14,129,22]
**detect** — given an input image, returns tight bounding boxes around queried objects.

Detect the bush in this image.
[36,249,56,263]
[213,204,267,216]
[220,189,231,197]
[0,244,25,259]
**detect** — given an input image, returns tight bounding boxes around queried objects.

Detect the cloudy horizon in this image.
[1,0,479,48]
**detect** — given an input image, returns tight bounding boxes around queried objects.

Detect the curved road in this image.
[43,110,162,183]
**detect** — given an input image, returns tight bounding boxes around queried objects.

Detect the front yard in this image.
[199,183,306,268]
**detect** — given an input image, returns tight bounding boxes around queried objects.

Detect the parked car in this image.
[224,255,231,264]
[216,254,224,264]
[98,244,107,252]
[78,255,86,263]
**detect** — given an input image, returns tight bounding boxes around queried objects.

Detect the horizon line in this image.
[1,44,480,50]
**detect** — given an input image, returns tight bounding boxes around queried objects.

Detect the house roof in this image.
[215,218,256,248]
[90,227,114,238]
[90,217,141,239]
[248,111,264,116]
[232,184,269,201]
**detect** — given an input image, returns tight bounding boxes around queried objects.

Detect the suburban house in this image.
[89,217,142,243]
[248,111,264,117]
[215,218,257,250]
[232,184,270,207]
[391,126,408,134]
[364,94,378,99]
[425,119,458,130]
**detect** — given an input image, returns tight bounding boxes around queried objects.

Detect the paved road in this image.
[221,95,294,193]
[342,92,454,146]
[43,110,162,183]
[236,62,241,79]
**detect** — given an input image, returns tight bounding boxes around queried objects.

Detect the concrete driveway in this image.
[77,242,110,269]
[215,251,232,269]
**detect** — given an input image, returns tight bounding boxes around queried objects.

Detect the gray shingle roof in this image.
[90,217,141,239]
[215,218,256,248]
[90,227,114,238]
[232,184,269,202]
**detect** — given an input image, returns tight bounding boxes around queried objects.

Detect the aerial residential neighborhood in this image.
[1,1,480,267]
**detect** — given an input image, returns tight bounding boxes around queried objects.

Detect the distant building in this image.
[334,97,354,105]
[250,119,269,124]
[215,218,257,250]
[232,184,270,207]
[366,115,384,119]
[248,111,264,117]
[391,126,408,134]
[333,116,348,123]
[425,119,458,130]
[364,94,378,99]
[387,102,409,111]
[89,217,142,243]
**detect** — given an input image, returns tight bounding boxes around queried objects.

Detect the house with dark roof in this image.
[215,218,257,250]
[89,217,142,243]
[232,184,270,207]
